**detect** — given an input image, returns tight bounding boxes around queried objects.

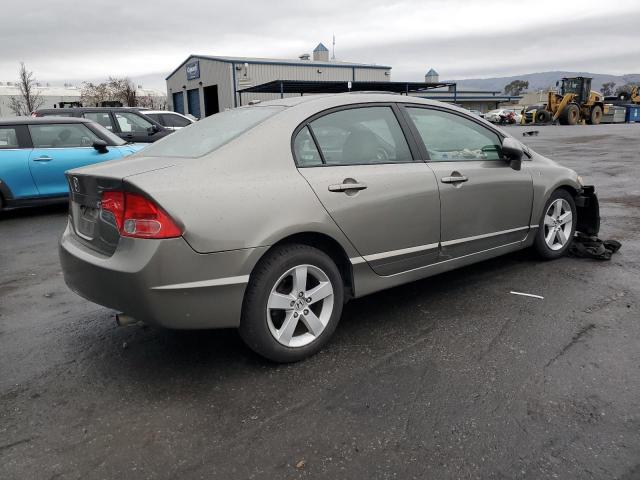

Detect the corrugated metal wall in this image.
[166,57,390,114]
[166,58,233,115]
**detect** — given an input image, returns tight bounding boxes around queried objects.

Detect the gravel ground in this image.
[1,123,639,479]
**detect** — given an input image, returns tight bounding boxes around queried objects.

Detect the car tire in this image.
[534,189,577,260]
[239,244,344,362]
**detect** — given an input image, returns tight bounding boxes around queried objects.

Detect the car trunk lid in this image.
[66,156,177,256]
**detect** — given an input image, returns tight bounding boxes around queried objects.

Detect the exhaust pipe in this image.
[115,313,141,327]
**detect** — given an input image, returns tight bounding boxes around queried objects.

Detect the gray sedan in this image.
[59,94,600,362]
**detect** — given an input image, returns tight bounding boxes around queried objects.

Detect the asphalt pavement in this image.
[1,123,639,479]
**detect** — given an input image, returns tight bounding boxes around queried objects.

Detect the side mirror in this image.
[147,125,159,135]
[92,140,109,154]
[501,137,523,171]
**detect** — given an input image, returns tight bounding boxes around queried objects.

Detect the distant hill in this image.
[447,71,640,93]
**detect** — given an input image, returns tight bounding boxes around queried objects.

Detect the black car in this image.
[33,107,171,143]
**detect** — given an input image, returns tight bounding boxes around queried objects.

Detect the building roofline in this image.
[417,94,523,101]
[165,55,392,80]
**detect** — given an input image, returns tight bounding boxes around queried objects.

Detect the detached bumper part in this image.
[575,185,600,236]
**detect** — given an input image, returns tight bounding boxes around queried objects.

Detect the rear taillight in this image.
[100,191,182,239]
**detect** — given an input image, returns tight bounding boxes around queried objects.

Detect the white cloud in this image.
[1,0,639,87]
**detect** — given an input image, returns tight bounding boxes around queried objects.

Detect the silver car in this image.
[59,94,600,362]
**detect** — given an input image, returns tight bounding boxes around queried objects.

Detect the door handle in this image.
[33,156,53,162]
[441,174,468,184]
[328,181,368,192]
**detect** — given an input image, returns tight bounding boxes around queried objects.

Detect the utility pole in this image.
[332,34,336,60]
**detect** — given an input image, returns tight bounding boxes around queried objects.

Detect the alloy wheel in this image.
[544,198,573,250]
[266,264,334,348]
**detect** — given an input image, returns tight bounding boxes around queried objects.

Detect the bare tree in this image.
[9,63,44,116]
[600,81,616,96]
[80,77,138,107]
[110,77,137,107]
[137,94,167,110]
[80,81,111,107]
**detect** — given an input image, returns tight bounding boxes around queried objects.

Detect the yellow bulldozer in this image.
[619,85,640,104]
[522,77,605,125]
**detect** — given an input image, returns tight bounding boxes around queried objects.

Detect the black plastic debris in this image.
[523,130,539,137]
[569,233,621,260]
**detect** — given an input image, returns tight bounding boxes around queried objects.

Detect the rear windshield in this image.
[140,106,284,158]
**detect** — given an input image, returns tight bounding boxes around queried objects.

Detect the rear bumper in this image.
[59,222,267,329]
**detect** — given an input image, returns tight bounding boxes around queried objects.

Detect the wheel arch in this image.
[250,231,355,301]
[0,179,13,209]
[547,183,600,236]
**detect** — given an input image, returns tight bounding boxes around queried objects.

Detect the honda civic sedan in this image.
[59,94,600,362]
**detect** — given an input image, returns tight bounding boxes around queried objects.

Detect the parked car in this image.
[33,107,171,143]
[144,110,196,130]
[0,117,146,210]
[59,94,599,362]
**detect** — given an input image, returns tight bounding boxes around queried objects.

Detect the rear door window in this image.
[162,113,192,128]
[29,124,101,148]
[114,112,153,133]
[293,126,322,167]
[0,127,20,149]
[83,112,116,131]
[307,106,412,165]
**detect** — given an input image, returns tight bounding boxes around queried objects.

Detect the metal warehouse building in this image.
[165,43,391,118]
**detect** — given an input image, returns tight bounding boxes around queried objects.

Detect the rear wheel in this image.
[534,189,576,259]
[588,105,603,125]
[559,103,580,125]
[239,244,344,362]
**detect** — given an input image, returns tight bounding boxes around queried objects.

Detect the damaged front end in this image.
[575,185,600,236]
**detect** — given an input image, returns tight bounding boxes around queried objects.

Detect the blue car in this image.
[0,117,146,210]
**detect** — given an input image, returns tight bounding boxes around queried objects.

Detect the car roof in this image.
[248,92,475,117]
[0,117,95,126]
[145,110,183,114]
[36,107,142,113]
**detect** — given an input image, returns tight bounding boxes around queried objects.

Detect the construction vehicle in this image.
[522,77,605,125]
[608,85,640,105]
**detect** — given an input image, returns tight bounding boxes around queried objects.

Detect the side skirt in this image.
[351,239,528,298]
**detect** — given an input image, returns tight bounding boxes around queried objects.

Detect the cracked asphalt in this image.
[1,123,639,479]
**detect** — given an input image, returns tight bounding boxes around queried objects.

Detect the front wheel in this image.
[588,105,603,125]
[534,189,577,259]
[239,244,344,362]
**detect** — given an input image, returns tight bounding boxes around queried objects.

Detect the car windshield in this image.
[91,122,126,145]
[140,106,285,158]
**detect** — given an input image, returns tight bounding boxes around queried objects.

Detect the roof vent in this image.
[313,43,329,62]
[425,68,439,83]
